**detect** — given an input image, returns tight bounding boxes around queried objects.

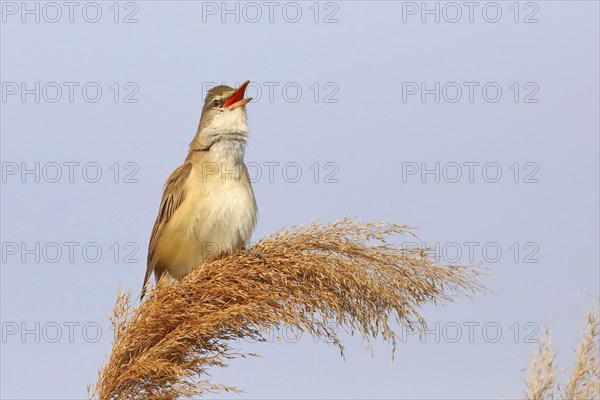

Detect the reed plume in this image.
[524,330,559,399]
[89,219,484,399]
[524,309,599,400]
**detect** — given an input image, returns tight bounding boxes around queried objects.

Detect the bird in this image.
[142,80,258,298]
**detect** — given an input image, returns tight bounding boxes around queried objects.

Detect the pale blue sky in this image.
[1,1,599,399]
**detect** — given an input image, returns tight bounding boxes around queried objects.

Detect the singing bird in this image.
[142,80,258,298]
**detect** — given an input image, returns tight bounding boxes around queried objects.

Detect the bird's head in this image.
[193,81,252,149]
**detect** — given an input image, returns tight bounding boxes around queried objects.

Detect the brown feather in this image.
[142,162,193,298]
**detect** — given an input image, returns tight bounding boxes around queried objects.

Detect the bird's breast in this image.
[156,160,257,278]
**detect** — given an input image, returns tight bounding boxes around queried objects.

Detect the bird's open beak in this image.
[223,80,252,110]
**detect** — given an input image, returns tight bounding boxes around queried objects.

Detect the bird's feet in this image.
[241,246,265,263]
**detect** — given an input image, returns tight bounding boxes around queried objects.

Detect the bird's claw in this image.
[242,246,265,263]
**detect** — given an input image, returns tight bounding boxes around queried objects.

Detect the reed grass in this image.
[524,309,599,400]
[89,219,485,399]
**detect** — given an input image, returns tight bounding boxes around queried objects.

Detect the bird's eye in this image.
[212,98,221,108]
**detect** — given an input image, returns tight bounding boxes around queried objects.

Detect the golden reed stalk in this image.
[89,219,485,399]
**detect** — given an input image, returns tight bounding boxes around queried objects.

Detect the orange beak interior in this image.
[223,80,252,109]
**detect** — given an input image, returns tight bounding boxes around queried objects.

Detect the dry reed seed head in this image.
[561,310,600,400]
[90,219,484,399]
[524,330,558,400]
[522,309,600,400]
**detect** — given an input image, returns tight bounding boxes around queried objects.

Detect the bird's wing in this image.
[142,162,193,298]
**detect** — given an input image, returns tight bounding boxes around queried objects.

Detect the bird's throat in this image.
[208,137,247,163]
